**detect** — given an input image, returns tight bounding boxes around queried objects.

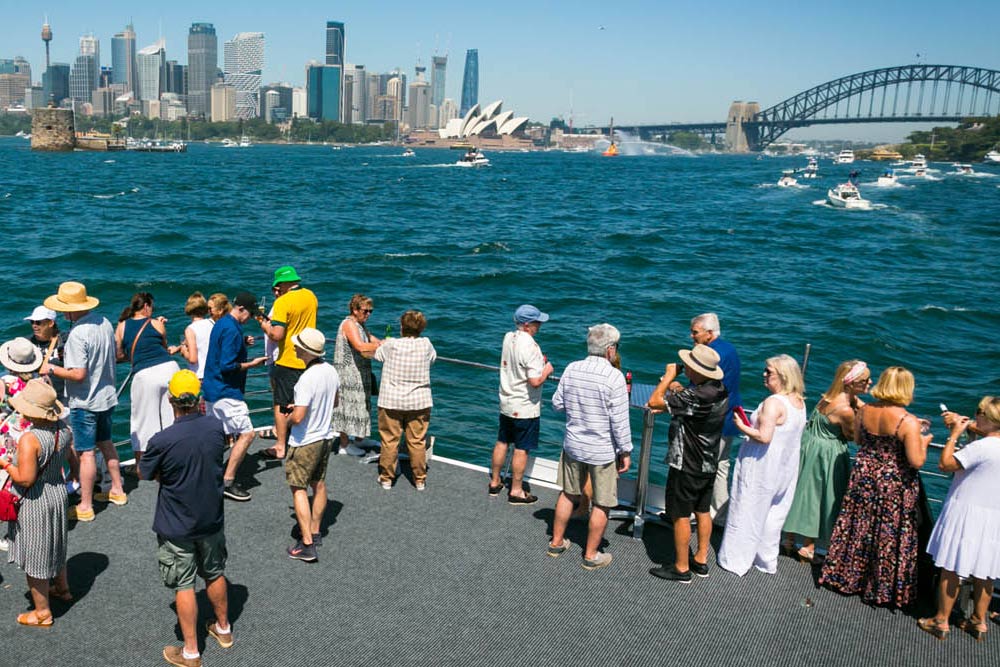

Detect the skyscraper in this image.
[136,40,165,102]
[44,63,70,104]
[164,61,187,97]
[306,61,342,122]
[325,22,345,66]
[431,55,446,107]
[322,21,345,121]
[79,34,100,85]
[460,49,478,116]
[407,64,430,130]
[111,23,137,93]
[224,32,264,119]
[344,64,366,124]
[69,38,98,104]
[187,23,217,118]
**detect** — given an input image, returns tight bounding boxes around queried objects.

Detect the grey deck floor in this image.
[2,439,996,666]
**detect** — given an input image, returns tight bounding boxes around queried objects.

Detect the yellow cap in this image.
[168,369,201,399]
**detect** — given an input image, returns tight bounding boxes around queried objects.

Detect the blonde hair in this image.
[184,292,209,318]
[824,359,866,401]
[767,354,805,398]
[400,310,427,337]
[207,293,232,317]
[978,396,1000,427]
[871,366,915,406]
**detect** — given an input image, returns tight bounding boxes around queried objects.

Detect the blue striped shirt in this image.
[552,356,632,465]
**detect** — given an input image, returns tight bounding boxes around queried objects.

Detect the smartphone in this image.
[734,405,752,426]
[939,403,948,413]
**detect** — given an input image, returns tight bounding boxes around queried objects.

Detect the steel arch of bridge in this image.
[748,64,1000,150]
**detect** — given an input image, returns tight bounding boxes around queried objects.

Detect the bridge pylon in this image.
[725,101,760,152]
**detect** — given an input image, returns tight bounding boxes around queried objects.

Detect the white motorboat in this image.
[876,169,898,186]
[910,154,927,170]
[221,138,238,148]
[834,149,855,164]
[953,163,974,175]
[985,150,1000,164]
[238,135,252,148]
[913,167,927,178]
[456,149,490,168]
[402,148,415,157]
[801,157,819,179]
[777,170,798,187]
[827,182,871,209]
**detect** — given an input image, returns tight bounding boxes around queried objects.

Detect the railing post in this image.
[631,408,656,540]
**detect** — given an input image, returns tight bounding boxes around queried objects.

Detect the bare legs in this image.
[291,481,327,546]
[489,442,531,498]
[223,430,256,484]
[272,406,288,458]
[75,442,124,513]
[673,512,712,573]
[175,576,229,655]
[549,491,610,561]
[923,569,994,633]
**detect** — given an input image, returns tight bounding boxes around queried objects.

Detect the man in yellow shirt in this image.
[257,266,318,459]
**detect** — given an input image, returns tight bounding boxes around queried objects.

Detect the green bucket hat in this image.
[272,265,302,287]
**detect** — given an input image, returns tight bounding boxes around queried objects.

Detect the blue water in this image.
[3,138,999,500]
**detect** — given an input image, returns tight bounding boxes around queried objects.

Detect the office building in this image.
[261,82,292,122]
[407,65,431,130]
[187,23,217,118]
[136,40,165,102]
[224,32,264,119]
[460,49,478,116]
[291,86,306,118]
[161,92,187,120]
[344,64,366,123]
[79,34,100,85]
[69,54,98,102]
[25,85,46,109]
[431,55,446,107]
[438,98,458,128]
[325,21,345,66]
[44,63,70,105]
[211,83,235,121]
[164,60,187,98]
[111,23,137,93]
[306,62,342,122]
[0,74,30,108]
[91,86,116,116]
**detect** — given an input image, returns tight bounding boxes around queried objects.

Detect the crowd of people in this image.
[0,279,997,662]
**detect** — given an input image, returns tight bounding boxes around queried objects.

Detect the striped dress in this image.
[6,424,69,579]
[330,318,373,439]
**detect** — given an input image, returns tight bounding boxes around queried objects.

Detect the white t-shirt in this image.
[289,361,340,447]
[498,329,545,419]
[187,318,215,379]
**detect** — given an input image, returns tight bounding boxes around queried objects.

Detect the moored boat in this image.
[827,182,871,209]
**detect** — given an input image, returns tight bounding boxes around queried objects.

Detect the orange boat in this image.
[602,142,618,157]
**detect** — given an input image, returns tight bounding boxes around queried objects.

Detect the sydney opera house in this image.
[408,99,533,150]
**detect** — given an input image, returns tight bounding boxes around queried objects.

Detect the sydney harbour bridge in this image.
[583,64,1000,152]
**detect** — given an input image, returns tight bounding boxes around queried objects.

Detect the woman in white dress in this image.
[918,396,1000,641]
[718,354,807,576]
[174,292,214,379]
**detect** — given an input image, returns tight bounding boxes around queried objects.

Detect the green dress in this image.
[783,406,852,545]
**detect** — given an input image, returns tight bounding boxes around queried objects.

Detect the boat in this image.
[985,150,1000,164]
[827,182,871,209]
[876,169,898,186]
[602,117,619,157]
[909,153,927,170]
[913,167,927,178]
[834,149,855,164]
[456,148,490,168]
[869,147,903,161]
[238,135,252,148]
[777,170,798,187]
[953,163,974,175]
[221,138,238,148]
[450,142,474,151]
[402,148,415,157]
[800,157,819,179]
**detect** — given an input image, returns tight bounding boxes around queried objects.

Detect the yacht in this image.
[402,148,415,157]
[238,135,252,148]
[221,138,238,148]
[827,182,871,209]
[801,157,819,179]
[909,154,927,170]
[913,167,927,178]
[456,148,490,168]
[777,170,798,187]
[876,169,898,186]
[985,150,1000,164]
[953,163,974,175]
[834,149,855,164]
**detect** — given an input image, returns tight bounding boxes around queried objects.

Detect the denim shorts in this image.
[70,407,114,452]
[497,414,540,452]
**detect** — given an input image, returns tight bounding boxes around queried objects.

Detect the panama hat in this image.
[291,327,326,357]
[44,281,100,312]
[10,379,64,421]
[0,337,43,373]
[678,344,724,380]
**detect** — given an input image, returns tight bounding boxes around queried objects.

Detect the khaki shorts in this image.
[285,438,332,488]
[157,530,227,591]
[557,451,619,509]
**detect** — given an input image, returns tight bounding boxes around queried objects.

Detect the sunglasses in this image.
[360,308,373,314]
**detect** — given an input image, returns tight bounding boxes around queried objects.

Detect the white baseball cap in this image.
[24,306,58,322]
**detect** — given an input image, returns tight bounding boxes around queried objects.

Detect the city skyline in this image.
[4,1,1000,140]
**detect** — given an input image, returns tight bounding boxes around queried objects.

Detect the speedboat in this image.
[827,182,871,209]
[402,148,415,157]
[456,149,490,168]
[801,157,819,179]
[985,150,1000,164]
[876,169,898,186]
[777,170,798,187]
[910,154,927,170]
[913,167,927,178]
[238,135,252,148]
[953,163,974,175]
[221,138,237,148]
[834,149,855,164]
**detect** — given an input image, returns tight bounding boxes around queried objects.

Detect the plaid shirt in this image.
[374,337,437,410]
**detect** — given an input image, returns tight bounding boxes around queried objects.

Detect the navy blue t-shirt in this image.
[139,413,226,541]
[709,337,742,437]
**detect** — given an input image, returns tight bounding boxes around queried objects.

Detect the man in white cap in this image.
[24,305,68,399]
[40,281,125,521]
[283,327,339,563]
[645,343,728,583]
[488,304,554,505]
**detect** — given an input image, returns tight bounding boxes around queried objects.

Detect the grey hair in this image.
[692,312,721,337]
[587,323,621,356]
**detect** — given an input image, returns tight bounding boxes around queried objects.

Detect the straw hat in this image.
[291,327,326,357]
[677,344,724,380]
[0,337,43,373]
[44,281,100,312]
[9,379,64,421]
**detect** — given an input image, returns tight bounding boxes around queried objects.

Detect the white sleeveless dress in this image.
[718,394,807,576]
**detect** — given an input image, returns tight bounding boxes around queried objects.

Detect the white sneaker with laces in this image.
[415,481,426,491]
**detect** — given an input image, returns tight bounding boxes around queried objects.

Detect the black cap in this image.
[233,292,258,312]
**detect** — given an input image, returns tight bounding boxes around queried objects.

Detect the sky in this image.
[4,0,1000,142]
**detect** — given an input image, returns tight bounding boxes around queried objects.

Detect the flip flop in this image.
[17,611,53,627]
[259,447,284,460]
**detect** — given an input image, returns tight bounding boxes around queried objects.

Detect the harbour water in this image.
[2,138,998,498]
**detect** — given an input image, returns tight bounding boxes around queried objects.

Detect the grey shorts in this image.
[557,451,619,509]
[157,529,227,591]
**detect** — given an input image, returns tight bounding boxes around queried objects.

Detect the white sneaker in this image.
[345,443,366,457]
[336,445,349,455]
[379,479,392,490]
[415,481,426,491]
[0,537,8,552]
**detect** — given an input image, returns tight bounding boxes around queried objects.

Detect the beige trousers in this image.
[377,407,431,484]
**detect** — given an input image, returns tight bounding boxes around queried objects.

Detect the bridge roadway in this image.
[2,442,996,666]
[587,114,969,138]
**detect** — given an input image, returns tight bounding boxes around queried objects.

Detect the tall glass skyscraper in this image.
[69,55,97,102]
[224,32,264,119]
[79,34,100,87]
[136,40,165,102]
[431,55,447,107]
[187,22,217,118]
[44,63,70,104]
[325,22,345,66]
[111,23,137,93]
[306,62,341,122]
[460,49,478,116]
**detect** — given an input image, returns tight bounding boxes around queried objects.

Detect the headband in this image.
[842,361,869,385]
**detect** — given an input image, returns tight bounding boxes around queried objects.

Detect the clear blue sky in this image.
[6,1,1000,140]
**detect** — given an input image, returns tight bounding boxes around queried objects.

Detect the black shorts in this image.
[496,414,540,452]
[664,469,714,520]
[271,364,304,410]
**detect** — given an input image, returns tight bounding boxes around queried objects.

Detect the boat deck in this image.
[2,439,996,666]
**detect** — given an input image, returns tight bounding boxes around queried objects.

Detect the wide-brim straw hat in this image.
[0,337,43,373]
[678,344,724,380]
[291,327,326,357]
[10,378,64,421]
[44,281,100,312]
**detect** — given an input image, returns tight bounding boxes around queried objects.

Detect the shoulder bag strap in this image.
[129,318,153,366]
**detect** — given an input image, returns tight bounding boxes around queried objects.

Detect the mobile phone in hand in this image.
[734,405,752,427]
[939,403,948,413]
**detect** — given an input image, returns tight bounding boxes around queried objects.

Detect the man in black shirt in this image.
[645,344,728,583]
[140,370,234,667]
